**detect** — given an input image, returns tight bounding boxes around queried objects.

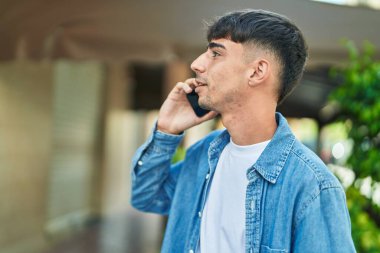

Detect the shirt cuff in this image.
[150,122,184,153]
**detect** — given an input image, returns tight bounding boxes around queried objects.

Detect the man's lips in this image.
[195,79,207,87]
[194,81,207,93]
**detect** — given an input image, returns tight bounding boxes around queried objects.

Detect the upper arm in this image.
[292,187,356,253]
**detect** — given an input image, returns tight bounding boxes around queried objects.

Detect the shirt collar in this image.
[249,113,295,183]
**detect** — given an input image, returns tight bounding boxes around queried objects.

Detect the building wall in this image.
[45,61,105,239]
[0,60,106,253]
[0,61,53,253]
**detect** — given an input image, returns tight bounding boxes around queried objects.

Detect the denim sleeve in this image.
[292,187,356,253]
[130,125,184,215]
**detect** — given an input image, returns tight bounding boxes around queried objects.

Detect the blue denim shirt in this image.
[131,113,356,253]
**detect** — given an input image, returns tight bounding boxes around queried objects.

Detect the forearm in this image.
[130,125,184,214]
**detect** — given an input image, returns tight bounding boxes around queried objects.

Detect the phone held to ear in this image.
[186,90,210,117]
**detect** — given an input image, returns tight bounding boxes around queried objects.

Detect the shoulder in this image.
[284,140,347,223]
[288,139,342,190]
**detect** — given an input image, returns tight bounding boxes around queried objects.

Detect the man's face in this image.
[190,38,250,113]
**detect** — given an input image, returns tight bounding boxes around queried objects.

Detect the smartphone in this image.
[186,90,210,117]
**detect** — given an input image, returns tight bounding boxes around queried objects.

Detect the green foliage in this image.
[171,146,186,164]
[329,40,380,252]
[346,186,380,253]
[330,41,380,180]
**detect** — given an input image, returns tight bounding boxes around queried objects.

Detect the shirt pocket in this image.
[261,245,288,253]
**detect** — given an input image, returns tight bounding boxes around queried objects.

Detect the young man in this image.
[131,9,356,253]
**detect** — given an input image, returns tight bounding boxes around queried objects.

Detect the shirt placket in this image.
[246,170,263,253]
[188,147,221,253]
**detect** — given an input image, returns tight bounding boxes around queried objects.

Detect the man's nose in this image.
[190,53,206,74]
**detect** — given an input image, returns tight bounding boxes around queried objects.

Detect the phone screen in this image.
[186,90,210,117]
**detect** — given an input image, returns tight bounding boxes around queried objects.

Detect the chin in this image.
[199,98,214,111]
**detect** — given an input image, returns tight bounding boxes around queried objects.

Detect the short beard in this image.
[198,95,214,111]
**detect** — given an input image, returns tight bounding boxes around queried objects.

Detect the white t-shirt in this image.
[198,138,270,253]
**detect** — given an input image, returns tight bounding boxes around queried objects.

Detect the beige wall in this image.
[0,61,53,253]
[45,61,105,239]
[0,60,106,253]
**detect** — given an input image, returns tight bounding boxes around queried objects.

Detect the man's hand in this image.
[157,78,218,135]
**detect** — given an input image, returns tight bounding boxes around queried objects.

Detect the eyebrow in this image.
[207,42,226,50]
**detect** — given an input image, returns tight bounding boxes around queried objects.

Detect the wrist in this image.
[157,124,183,135]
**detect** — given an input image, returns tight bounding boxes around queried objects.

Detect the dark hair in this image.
[207,9,308,104]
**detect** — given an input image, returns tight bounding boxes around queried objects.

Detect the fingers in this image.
[184,78,198,88]
[185,77,205,88]
[174,81,193,94]
[173,78,201,93]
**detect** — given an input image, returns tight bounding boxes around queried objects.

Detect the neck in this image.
[221,101,277,146]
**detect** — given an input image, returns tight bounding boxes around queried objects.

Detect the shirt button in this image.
[205,173,210,180]
[250,200,255,211]
[198,212,202,218]
[137,160,143,166]
[189,250,194,253]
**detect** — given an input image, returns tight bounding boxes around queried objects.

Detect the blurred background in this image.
[1,0,380,252]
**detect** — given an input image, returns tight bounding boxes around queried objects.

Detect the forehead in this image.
[209,38,244,52]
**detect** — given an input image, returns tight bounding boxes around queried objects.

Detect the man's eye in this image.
[211,51,220,57]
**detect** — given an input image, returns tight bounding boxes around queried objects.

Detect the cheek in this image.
[209,65,229,87]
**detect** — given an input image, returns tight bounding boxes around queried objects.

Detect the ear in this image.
[247,59,270,87]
